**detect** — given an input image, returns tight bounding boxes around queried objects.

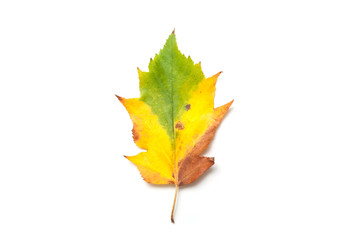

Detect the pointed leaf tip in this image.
[115,95,124,102]
[137,67,142,74]
[216,71,223,77]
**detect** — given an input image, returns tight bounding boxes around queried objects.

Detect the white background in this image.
[1,0,361,239]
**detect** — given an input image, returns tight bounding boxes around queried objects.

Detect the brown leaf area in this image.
[177,100,233,185]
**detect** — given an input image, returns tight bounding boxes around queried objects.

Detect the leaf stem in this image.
[171,184,179,223]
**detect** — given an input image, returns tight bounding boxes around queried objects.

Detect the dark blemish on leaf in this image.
[132,128,139,142]
[185,104,191,111]
[175,121,184,130]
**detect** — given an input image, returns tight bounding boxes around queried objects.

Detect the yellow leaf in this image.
[116,31,233,222]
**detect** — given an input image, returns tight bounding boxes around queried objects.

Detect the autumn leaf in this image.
[116,30,233,223]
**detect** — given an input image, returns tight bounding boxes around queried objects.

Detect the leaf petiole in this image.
[171,184,179,223]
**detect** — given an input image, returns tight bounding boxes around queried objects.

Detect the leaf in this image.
[116,31,233,223]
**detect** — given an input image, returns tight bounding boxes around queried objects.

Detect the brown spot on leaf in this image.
[175,121,184,130]
[185,104,191,111]
[132,127,139,142]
